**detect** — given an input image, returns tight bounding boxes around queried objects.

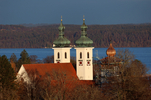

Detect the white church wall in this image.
[75,47,94,80]
[53,47,71,63]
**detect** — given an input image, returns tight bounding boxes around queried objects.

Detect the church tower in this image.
[75,17,94,80]
[53,17,71,63]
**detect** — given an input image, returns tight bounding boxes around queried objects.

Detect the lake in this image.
[0,47,151,73]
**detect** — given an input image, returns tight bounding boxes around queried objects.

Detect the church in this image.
[17,17,95,83]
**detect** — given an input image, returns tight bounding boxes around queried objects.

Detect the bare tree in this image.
[43,56,54,63]
[29,55,38,64]
[103,49,151,100]
[18,69,42,100]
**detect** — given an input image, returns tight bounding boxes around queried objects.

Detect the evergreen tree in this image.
[10,53,17,63]
[16,49,31,71]
[20,49,30,63]
[0,55,17,99]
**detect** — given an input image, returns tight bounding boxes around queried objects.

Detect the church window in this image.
[80,52,82,59]
[65,52,67,59]
[87,52,89,58]
[58,52,60,59]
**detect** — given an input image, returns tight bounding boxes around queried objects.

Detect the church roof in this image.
[53,18,70,47]
[22,63,77,80]
[75,18,93,47]
[18,63,95,96]
[19,63,95,90]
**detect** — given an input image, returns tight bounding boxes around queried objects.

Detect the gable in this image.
[17,65,31,83]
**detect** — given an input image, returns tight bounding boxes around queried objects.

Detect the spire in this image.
[61,15,62,21]
[58,15,65,33]
[75,16,93,47]
[81,15,88,34]
[53,16,70,47]
[83,15,85,24]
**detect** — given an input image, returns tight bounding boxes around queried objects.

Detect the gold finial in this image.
[83,15,85,20]
[61,15,62,21]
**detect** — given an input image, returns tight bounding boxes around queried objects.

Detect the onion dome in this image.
[53,17,70,47]
[75,17,93,47]
[106,43,116,57]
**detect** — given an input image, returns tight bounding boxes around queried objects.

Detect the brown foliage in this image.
[102,50,151,100]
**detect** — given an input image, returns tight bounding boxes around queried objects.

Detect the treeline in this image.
[0,24,151,48]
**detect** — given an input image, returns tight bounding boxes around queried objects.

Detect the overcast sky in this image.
[0,0,151,25]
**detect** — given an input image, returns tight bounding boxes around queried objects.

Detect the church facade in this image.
[52,17,94,80]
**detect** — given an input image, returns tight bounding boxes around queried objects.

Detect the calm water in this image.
[0,47,151,73]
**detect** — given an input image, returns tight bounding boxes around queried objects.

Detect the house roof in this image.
[22,63,77,80]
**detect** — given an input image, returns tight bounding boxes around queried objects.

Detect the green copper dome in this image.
[53,18,70,47]
[75,18,93,47]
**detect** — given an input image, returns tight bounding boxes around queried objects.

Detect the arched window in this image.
[80,52,82,59]
[87,52,89,58]
[65,52,67,59]
[58,52,60,59]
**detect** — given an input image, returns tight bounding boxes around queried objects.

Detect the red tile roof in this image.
[22,63,95,89]
[22,63,77,80]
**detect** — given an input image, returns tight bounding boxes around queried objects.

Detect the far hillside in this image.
[0,24,151,48]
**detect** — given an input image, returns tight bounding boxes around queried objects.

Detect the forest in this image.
[0,24,151,48]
